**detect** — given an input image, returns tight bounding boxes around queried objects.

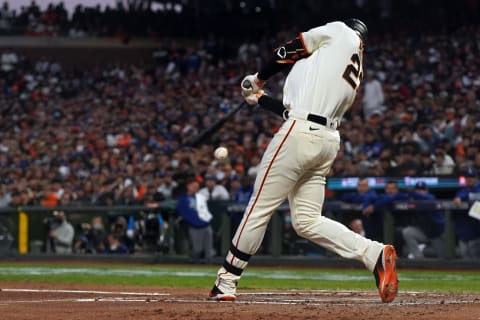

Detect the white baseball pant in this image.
[216,117,384,292]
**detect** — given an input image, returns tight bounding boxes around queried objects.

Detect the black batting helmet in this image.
[344,18,368,43]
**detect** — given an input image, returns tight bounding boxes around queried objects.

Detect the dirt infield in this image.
[1,282,479,320]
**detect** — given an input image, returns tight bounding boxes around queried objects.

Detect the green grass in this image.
[0,263,479,292]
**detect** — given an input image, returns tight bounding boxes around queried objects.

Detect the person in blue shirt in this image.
[362,180,409,242]
[362,130,383,159]
[401,182,445,259]
[341,177,378,204]
[176,177,214,264]
[341,177,378,236]
[228,175,255,237]
[234,175,255,204]
[452,168,480,259]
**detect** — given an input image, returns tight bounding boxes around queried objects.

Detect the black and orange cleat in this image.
[374,244,399,303]
[208,285,236,301]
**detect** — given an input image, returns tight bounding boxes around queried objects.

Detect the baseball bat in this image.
[189,101,248,147]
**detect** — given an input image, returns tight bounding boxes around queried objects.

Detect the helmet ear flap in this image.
[344,18,368,43]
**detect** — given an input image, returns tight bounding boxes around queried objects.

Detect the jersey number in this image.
[342,53,362,90]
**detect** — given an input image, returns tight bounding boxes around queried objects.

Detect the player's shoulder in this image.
[315,20,355,38]
[323,20,351,31]
[313,21,344,32]
[327,21,347,27]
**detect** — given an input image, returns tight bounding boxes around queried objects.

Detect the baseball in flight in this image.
[214,147,228,160]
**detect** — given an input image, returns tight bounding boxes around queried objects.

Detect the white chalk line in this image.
[0,297,475,307]
[1,288,170,296]
[1,298,161,303]
[171,298,478,306]
[0,288,438,297]
[1,288,478,307]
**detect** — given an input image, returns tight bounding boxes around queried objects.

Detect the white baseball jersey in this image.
[212,21,387,303]
[283,21,363,121]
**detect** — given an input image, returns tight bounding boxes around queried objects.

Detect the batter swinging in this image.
[209,19,398,303]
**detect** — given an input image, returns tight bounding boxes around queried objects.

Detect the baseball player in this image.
[208,19,398,303]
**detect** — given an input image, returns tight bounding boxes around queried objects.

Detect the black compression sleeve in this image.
[257,60,288,81]
[258,95,288,118]
[258,36,309,80]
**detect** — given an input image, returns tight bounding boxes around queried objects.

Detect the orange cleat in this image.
[374,245,399,303]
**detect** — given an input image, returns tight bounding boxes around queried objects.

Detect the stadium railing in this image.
[0,200,471,259]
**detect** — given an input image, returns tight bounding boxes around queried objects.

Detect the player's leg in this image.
[289,175,398,302]
[210,120,301,300]
[287,130,397,302]
[288,171,384,271]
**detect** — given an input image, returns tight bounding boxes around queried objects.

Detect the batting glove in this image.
[241,73,265,97]
[244,89,265,106]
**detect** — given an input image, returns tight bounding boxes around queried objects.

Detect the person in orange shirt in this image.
[41,180,63,207]
[42,192,59,206]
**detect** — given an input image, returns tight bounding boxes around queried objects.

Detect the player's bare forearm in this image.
[258,36,310,81]
[258,95,288,118]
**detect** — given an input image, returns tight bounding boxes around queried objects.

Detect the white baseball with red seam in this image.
[214,147,228,160]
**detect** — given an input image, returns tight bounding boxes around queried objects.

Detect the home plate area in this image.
[0,287,468,305]
[1,285,479,320]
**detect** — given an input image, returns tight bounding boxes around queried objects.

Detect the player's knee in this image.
[292,214,321,238]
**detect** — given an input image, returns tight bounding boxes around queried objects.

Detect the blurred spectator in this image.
[396,152,419,176]
[341,177,378,236]
[176,177,214,264]
[376,148,398,176]
[418,151,435,175]
[74,216,108,254]
[227,174,255,233]
[228,176,242,201]
[0,2,11,30]
[433,146,455,175]
[282,211,298,254]
[18,189,35,205]
[348,218,365,237]
[362,181,409,242]
[105,234,129,254]
[401,182,445,259]
[142,183,165,205]
[198,175,229,201]
[45,210,74,254]
[231,174,254,203]
[1,48,18,73]
[361,130,383,160]
[7,190,23,208]
[114,183,139,205]
[91,180,117,206]
[452,168,480,258]
[0,186,11,207]
[157,172,178,200]
[362,72,385,119]
[141,211,169,253]
[108,215,131,253]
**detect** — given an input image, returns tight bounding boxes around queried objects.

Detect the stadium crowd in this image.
[1,24,479,207]
[0,0,185,38]
[0,0,278,38]
[0,0,477,39]
[0,1,479,257]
